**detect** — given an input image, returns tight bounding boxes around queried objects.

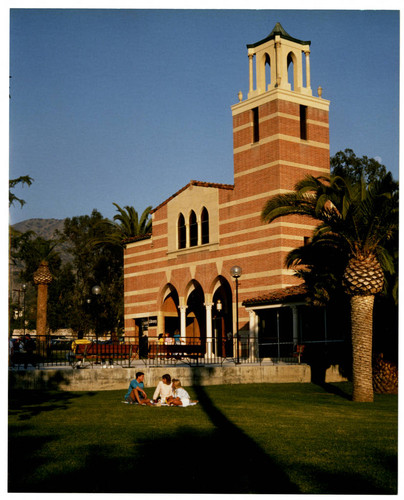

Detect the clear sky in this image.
[8,8,400,225]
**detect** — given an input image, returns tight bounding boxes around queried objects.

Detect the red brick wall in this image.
[124,93,329,336]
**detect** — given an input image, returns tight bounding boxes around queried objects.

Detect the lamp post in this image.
[92,285,101,362]
[230,265,242,364]
[216,299,222,356]
[22,284,27,336]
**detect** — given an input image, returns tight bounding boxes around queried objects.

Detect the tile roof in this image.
[122,232,152,245]
[242,284,308,307]
[150,180,234,214]
[247,22,311,49]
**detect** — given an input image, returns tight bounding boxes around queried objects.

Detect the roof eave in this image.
[151,180,234,214]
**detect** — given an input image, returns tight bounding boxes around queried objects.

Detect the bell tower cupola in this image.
[246,22,312,98]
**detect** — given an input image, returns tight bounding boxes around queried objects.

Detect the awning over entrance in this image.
[242,284,308,307]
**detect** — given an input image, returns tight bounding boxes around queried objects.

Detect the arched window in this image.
[178,213,186,249]
[287,52,296,91]
[201,207,209,245]
[265,53,271,90]
[189,210,198,247]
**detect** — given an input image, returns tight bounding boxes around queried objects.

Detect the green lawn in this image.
[8,382,397,494]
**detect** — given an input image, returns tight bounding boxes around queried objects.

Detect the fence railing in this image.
[9,335,346,369]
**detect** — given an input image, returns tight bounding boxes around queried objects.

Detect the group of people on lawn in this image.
[124,372,198,407]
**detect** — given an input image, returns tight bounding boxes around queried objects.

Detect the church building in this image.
[123,23,334,360]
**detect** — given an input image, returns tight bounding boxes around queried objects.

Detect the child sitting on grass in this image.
[166,379,198,407]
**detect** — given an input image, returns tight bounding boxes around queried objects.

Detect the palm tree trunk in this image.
[351,294,375,402]
[36,283,49,359]
[36,283,48,342]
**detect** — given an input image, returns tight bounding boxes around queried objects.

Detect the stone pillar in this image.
[204,302,213,358]
[304,50,311,89]
[185,222,190,248]
[179,305,188,341]
[275,41,281,87]
[157,311,165,336]
[248,53,254,94]
[248,309,258,360]
[197,214,202,246]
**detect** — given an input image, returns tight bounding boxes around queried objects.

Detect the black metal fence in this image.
[9,335,346,369]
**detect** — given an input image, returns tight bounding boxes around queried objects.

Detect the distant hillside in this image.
[12,218,65,240]
[11,218,72,267]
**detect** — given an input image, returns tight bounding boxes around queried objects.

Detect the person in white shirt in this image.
[166,379,198,407]
[152,373,173,404]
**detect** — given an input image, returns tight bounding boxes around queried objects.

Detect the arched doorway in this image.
[212,277,233,357]
[186,281,206,350]
[161,286,180,337]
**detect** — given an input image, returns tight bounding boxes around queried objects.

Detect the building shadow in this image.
[9,425,394,494]
[8,377,299,494]
[188,369,301,493]
[8,382,396,494]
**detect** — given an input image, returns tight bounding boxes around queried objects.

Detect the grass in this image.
[8,381,397,494]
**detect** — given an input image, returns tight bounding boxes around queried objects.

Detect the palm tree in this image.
[261,174,398,402]
[9,175,33,207]
[11,233,61,354]
[92,203,152,247]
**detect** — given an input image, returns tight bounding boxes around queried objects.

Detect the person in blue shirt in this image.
[124,372,152,405]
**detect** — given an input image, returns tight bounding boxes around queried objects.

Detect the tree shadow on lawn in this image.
[8,389,95,420]
[313,381,352,400]
[292,453,397,495]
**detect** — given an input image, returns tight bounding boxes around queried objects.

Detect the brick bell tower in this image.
[229,23,330,290]
[231,22,330,192]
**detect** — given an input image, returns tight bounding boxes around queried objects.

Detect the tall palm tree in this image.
[92,203,152,247]
[261,174,398,402]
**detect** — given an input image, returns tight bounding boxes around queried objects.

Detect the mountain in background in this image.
[12,218,66,240]
[10,218,72,274]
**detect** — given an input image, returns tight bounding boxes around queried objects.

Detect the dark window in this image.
[178,213,186,249]
[201,207,209,244]
[300,105,307,140]
[189,211,198,247]
[252,107,259,143]
[265,53,271,88]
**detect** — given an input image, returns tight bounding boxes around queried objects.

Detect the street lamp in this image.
[230,265,242,364]
[216,299,223,356]
[91,285,102,362]
[22,284,27,336]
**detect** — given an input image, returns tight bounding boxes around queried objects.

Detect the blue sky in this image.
[8,9,400,224]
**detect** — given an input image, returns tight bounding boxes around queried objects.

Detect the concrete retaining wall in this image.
[9,364,346,392]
